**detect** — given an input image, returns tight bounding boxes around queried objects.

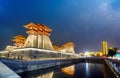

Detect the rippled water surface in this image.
[20,63,113,78]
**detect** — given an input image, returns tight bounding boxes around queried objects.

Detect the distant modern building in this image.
[102,41,108,55]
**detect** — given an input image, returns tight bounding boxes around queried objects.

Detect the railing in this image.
[104,59,120,78]
[106,59,120,73]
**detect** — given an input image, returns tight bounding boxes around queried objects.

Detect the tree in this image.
[108,48,117,57]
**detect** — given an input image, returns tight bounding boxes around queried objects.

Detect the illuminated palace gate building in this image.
[1,23,76,60]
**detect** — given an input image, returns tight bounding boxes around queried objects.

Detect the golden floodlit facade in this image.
[54,42,75,54]
[24,22,54,50]
[12,35,26,47]
[4,22,77,59]
[102,41,108,55]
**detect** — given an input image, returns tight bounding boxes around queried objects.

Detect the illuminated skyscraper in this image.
[102,41,108,55]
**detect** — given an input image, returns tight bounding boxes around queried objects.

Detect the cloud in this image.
[98,0,120,20]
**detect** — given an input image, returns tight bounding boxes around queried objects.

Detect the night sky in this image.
[0,0,120,53]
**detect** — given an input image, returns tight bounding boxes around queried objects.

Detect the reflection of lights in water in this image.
[61,65,75,75]
[85,63,89,77]
[36,72,54,78]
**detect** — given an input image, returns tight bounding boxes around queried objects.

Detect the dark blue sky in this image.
[0,0,120,53]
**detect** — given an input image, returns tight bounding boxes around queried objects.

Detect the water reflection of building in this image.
[61,65,75,75]
[36,72,54,78]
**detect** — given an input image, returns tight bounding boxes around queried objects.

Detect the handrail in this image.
[104,59,120,78]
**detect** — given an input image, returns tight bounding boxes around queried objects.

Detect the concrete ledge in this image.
[0,61,21,78]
